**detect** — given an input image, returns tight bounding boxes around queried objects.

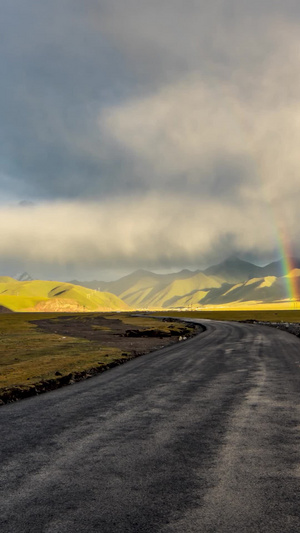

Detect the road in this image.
[1,320,300,532]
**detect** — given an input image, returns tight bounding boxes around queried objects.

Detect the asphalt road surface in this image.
[1,320,300,533]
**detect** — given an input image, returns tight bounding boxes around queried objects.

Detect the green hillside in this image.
[0,276,16,283]
[141,272,221,308]
[93,270,221,308]
[0,280,129,312]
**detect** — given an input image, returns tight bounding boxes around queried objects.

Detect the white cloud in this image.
[101,78,251,178]
[100,23,300,226]
[0,195,280,268]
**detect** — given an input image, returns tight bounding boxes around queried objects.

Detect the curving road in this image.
[1,320,300,532]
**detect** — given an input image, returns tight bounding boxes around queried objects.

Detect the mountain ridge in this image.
[69,256,300,308]
[2,256,299,310]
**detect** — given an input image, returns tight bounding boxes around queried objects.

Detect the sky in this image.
[1,0,300,280]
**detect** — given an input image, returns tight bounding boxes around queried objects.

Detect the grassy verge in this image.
[0,312,196,404]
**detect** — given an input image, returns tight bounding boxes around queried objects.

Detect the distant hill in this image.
[15,272,33,282]
[70,268,198,295]
[0,279,129,312]
[260,258,300,278]
[204,256,300,283]
[71,256,300,308]
[203,256,264,283]
[3,257,297,311]
[71,268,222,309]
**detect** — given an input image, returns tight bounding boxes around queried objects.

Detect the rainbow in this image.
[277,225,299,303]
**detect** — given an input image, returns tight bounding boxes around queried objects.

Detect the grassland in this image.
[153,308,300,322]
[0,312,196,404]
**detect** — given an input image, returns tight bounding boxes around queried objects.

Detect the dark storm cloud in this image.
[1,1,300,276]
[1,0,300,202]
[0,0,137,199]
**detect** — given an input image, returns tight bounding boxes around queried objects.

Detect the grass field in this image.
[0,312,194,403]
[153,309,300,322]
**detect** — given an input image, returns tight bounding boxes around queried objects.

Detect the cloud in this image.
[2,0,300,202]
[0,195,287,270]
[100,32,300,213]
[95,0,300,91]
[1,1,300,274]
[0,0,133,200]
[101,78,253,190]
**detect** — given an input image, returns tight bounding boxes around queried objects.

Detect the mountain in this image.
[70,256,300,309]
[72,268,222,309]
[203,256,264,283]
[15,272,33,282]
[0,279,129,312]
[260,258,300,278]
[204,256,300,284]
[199,276,282,305]
[71,268,198,295]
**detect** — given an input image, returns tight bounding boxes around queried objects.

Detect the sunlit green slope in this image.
[95,270,221,308]
[0,280,129,312]
[0,276,16,283]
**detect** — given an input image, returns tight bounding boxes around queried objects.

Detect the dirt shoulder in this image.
[0,313,203,405]
[243,320,300,338]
